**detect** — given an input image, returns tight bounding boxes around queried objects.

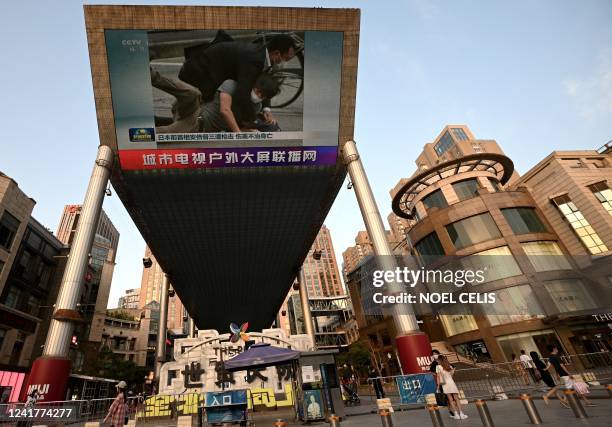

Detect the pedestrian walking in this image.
[512,353,530,386]
[368,366,385,399]
[103,381,128,427]
[547,345,572,389]
[530,351,568,408]
[430,350,455,417]
[519,349,540,384]
[435,355,467,419]
[570,375,596,407]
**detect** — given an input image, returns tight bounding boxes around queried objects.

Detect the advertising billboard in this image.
[105,29,343,170]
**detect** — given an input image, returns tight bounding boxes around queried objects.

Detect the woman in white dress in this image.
[436,355,468,419]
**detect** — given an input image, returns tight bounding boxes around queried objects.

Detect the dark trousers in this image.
[373,379,385,399]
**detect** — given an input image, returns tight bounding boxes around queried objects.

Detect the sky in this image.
[0,0,610,308]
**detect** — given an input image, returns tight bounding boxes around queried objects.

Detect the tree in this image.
[106,310,136,321]
[336,341,372,380]
[86,346,148,391]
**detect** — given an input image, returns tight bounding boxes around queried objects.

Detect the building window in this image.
[27,296,41,317]
[9,333,25,365]
[488,178,501,192]
[460,246,522,283]
[439,306,478,336]
[497,329,561,362]
[414,232,445,265]
[0,211,20,251]
[421,189,448,210]
[446,213,501,249]
[551,194,608,254]
[451,128,469,141]
[483,285,544,326]
[452,179,480,201]
[434,131,454,155]
[4,287,21,309]
[544,279,597,312]
[589,181,612,216]
[521,241,572,272]
[502,207,548,235]
[472,142,483,153]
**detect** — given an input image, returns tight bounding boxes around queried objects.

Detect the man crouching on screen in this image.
[151,69,281,133]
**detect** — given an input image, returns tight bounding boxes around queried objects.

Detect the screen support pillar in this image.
[26,145,114,401]
[341,140,432,374]
[156,273,170,379]
[298,267,316,349]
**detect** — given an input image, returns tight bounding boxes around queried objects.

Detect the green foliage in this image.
[336,341,371,379]
[85,346,148,389]
[106,310,136,321]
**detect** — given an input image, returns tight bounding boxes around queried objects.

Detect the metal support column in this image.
[156,273,170,378]
[298,267,316,349]
[188,316,196,338]
[27,145,113,401]
[342,140,431,373]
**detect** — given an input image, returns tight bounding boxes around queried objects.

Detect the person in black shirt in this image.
[368,366,385,399]
[538,346,569,407]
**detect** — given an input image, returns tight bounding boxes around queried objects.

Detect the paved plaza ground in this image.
[341,398,612,427]
[100,396,612,427]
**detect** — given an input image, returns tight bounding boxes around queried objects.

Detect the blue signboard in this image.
[396,373,437,404]
[204,389,248,423]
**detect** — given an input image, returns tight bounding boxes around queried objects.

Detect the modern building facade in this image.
[118,288,140,309]
[139,246,185,334]
[55,205,119,371]
[515,148,612,354]
[342,231,426,376]
[0,172,67,370]
[301,225,345,297]
[388,125,611,362]
[277,225,357,348]
[100,304,161,370]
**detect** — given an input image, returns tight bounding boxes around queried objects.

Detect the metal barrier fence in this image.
[0,396,141,425]
[364,352,612,402]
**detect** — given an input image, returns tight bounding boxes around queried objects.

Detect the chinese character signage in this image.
[396,373,437,404]
[104,29,343,170]
[204,389,248,423]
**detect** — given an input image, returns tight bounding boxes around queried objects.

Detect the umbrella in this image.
[224,343,300,372]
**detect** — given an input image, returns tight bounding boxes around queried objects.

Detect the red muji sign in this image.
[24,358,71,402]
[395,332,433,374]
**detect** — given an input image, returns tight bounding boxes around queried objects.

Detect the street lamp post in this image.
[341,140,432,374]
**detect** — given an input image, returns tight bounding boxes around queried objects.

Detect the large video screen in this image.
[105,29,343,170]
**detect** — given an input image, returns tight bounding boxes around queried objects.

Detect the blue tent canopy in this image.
[224,343,300,372]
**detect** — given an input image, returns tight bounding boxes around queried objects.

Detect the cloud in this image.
[564,47,612,119]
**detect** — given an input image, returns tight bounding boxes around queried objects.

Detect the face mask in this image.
[250,90,263,104]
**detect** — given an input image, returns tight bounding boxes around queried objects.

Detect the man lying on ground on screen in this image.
[178,32,296,123]
[151,69,281,133]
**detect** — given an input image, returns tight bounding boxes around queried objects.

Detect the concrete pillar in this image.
[297,267,316,349]
[26,145,113,401]
[342,140,431,373]
[156,273,170,378]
